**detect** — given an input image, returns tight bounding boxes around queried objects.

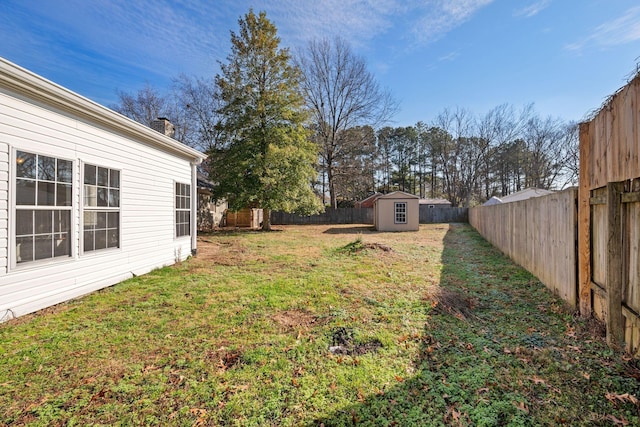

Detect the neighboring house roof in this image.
[355,192,383,208]
[483,196,503,206]
[197,172,215,195]
[0,57,206,163]
[419,198,452,206]
[197,172,215,193]
[500,188,553,203]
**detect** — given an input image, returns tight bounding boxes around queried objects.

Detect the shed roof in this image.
[377,191,420,200]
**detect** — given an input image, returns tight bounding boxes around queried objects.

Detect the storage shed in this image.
[225,208,263,228]
[0,58,206,320]
[373,191,419,232]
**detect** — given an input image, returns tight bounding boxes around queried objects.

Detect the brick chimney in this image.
[150,117,175,138]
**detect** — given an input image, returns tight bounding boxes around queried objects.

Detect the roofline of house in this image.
[0,57,206,162]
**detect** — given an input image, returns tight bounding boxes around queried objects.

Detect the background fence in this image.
[271,207,468,225]
[469,188,578,308]
[270,208,374,225]
[419,206,468,223]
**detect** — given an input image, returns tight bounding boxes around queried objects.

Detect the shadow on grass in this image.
[308,223,638,426]
[322,226,378,235]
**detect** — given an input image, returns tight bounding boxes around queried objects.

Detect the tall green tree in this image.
[212,10,322,230]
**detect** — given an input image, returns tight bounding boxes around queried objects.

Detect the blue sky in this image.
[2,0,640,126]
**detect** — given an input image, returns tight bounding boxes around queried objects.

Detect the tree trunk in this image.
[262,207,272,231]
[328,167,337,209]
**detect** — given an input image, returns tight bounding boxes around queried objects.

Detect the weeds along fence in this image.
[472,71,640,355]
[271,206,468,225]
[469,188,578,309]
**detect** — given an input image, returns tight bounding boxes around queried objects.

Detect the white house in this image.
[0,58,206,321]
[482,188,554,206]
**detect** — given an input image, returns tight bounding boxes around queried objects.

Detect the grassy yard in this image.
[1,224,640,426]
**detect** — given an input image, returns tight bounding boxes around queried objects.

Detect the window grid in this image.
[15,151,72,264]
[394,202,407,224]
[83,163,120,253]
[175,182,191,238]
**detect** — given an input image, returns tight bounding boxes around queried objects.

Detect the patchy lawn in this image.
[1,224,639,426]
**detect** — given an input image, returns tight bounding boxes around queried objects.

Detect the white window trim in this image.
[80,161,122,256]
[175,181,191,239]
[394,202,407,224]
[9,147,77,270]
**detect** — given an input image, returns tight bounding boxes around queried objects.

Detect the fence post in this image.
[578,122,592,316]
[606,181,624,346]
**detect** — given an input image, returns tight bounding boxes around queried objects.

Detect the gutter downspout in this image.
[191,158,202,256]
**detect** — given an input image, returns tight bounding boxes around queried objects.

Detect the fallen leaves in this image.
[513,401,529,414]
[604,414,630,426]
[565,323,576,338]
[190,408,208,427]
[530,376,546,385]
[605,392,639,406]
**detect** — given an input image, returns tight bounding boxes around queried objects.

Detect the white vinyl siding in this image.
[0,143,8,276]
[0,62,204,321]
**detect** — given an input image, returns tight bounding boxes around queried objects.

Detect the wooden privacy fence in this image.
[467,70,640,355]
[579,72,640,353]
[271,208,374,225]
[271,207,468,225]
[469,189,578,308]
[419,206,468,223]
[587,182,640,351]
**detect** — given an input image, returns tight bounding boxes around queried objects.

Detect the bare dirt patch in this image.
[328,327,383,356]
[206,347,243,372]
[363,242,393,252]
[427,287,475,320]
[339,239,394,255]
[273,309,322,330]
[193,237,268,268]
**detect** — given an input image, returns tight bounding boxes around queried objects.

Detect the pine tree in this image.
[211,10,322,230]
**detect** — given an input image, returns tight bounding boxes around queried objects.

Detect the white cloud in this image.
[410,0,495,45]
[1,0,495,93]
[439,51,460,62]
[514,0,550,18]
[566,6,640,52]
[260,0,398,47]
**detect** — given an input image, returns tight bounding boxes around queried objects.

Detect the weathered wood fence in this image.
[469,189,578,307]
[419,206,468,223]
[271,207,468,225]
[271,208,374,225]
[467,71,640,356]
[579,73,640,353]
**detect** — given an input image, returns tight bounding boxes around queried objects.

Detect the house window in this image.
[394,202,407,224]
[15,151,72,264]
[83,163,120,252]
[175,182,191,237]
